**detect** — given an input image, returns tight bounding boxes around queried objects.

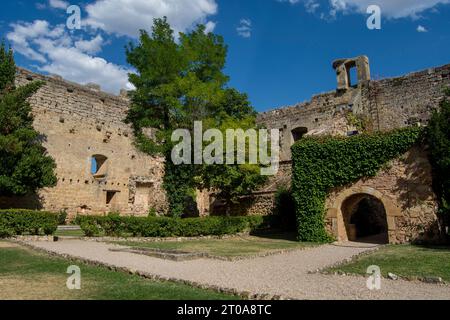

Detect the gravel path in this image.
[25,240,450,300]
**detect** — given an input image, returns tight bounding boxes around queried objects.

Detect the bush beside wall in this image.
[0,209,59,237]
[427,89,450,230]
[76,215,273,238]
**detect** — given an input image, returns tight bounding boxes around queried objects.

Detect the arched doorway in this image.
[341,194,389,244]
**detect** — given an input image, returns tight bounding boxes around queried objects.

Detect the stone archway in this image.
[341,194,389,244]
[327,187,401,244]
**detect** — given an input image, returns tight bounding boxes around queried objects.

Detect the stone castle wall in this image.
[249,62,450,209]
[0,69,167,219]
[226,61,449,244]
[257,90,357,161]
[362,64,450,131]
[257,63,450,161]
[2,59,449,241]
[325,147,440,244]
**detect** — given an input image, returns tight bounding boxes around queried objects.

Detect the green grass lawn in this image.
[326,245,450,282]
[0,242,238,300]
[115,233,316,258]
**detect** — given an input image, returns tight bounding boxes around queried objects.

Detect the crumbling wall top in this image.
[333,55,371,90]
[17,68,130,102]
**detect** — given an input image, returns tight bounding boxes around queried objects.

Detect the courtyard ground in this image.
[114,233,317,259]
[0,241,238,300]
[21,239,450,300]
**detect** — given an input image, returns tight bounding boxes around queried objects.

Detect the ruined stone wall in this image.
[231,62,450,225]
[0,69,167,219]
[325,147,441,244]
[210,161,292,216]
[257,89,359,161]
[257,63,450,160]
[362,63,450,131]
[4,60,450,229]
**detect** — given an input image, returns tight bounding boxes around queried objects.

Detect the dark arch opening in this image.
[291,127,308,142]
[341,194,389,244]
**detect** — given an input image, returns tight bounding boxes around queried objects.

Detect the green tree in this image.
[0,43,57,196]
[428,88,450,230]
[125,18,265,217]
[197,116,267,215]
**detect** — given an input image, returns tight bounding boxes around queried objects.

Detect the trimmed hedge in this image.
[75,214,272,238]
[291,127,423,243]
[0,209,59,238]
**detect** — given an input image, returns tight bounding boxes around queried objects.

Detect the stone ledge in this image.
[110,245,315,262]
[83,233,253,243]
[9,235,56,242]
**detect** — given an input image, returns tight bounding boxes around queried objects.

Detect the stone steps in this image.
[57,225,82,231]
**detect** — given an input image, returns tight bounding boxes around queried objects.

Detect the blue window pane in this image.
[91,157,97,174]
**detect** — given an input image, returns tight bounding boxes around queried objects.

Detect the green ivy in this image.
[291,127,423,243]
[163,159,197,218]
[427,89,450,228]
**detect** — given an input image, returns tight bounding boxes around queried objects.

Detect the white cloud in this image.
[304,0,321,13]
[7,20,133,94]
[329,0,450,19]
[276,0,450,19]
[204,21,216,33]
[38,40,134,93]
[276,0,320,13]
[277,0,300,3]
[74,35,105,54]
[85,0,218,38]
[417,25,428,32]
[48,0,69,10]
[7,0,221,94]
[237,19,252,38]
[6,20,64,63]
[36,2,47,10]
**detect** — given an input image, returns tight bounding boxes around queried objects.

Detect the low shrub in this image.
[0,226,14,238]
[0,209,59,237]
[79,221,100,237]
[57,210,68,225]
[75,215,272,238]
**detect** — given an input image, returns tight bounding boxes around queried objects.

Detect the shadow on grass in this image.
[411,244,450,252]
[250,230,299,242]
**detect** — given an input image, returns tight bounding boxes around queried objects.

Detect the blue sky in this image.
[1,0,450,112]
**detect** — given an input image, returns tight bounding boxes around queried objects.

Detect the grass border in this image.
[317,244,448,285]
[12,240,293,300]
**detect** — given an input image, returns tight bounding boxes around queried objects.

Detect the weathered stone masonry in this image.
[2,57,449,243]
[258,58,450,159]
[242,57,450,243]
[0,69,167,219]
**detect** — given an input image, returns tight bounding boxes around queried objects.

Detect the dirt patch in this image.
[0,241,19,249]
[0,274,88,300]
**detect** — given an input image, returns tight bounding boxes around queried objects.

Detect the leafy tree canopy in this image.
[125,18,264,216]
